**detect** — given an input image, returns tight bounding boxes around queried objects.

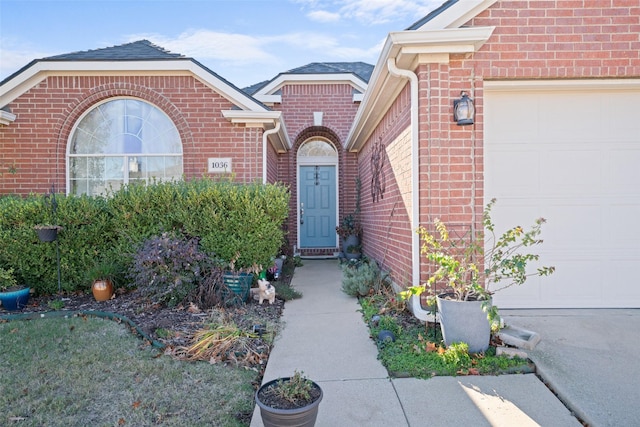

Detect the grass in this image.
[359,295,533,378]
[0,316,256,427]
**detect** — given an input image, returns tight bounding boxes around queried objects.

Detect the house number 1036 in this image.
[208,158,232,173]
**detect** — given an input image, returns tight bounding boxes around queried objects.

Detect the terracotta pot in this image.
[92,279,113,301]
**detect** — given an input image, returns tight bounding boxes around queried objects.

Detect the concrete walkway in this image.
[251,259,638,426]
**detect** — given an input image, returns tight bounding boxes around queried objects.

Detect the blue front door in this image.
[300,165,336,248]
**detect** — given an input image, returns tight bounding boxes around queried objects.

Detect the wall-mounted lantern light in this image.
[453,91,475,126]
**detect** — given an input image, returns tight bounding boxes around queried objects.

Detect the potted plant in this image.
[336,213,363,257]
[0,267,30,311]
[402,199,555,353]
[345,243,362,260]
[221,254,254,305]
[34,224,62,242]
[255,370,323,427]
[86,259,119,301]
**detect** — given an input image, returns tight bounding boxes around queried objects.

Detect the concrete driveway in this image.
[502,309,640,427]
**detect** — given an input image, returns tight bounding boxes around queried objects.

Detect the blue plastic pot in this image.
[0,287,30,311]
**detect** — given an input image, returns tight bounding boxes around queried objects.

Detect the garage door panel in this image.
[486,150,540,195]
[542,149,602,195]
[607,204,640,248]
[604,93,640,135]
[494,258,604,309]
[485,84,640,308]
[609,149,640,192]
[539,93,605,141]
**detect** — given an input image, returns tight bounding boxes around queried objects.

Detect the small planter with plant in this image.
[86,258,120,302]
[34,224,63,242]
[0,267,30,311]
[402,199,555,353]
[336,214,363,257]
[255,370,323,427]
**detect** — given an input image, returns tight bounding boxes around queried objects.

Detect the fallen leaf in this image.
[187,302,201,314]
[118,418,126,425]
[425,342,438,352]
[10,328,18,334]
[437,346,446,355]
[468,368,480,375]
[132,401,141,409]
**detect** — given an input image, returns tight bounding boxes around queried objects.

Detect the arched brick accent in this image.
[54,83,193,183]
[286,126,352,257]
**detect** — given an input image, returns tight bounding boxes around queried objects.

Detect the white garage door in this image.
[484,81,640,308]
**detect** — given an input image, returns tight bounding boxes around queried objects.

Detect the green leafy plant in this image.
[359,295,531,378]
[341,258,390,297]
[402,199,555,325]
[47,299,65,310]
[86,258,122,285]
[442,342,471,368]
[272,371,314,405]
[335,213,363,239]
[0,267,18,291]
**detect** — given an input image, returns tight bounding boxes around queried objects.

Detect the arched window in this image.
[298,139,337,159]
[68,98,183,195]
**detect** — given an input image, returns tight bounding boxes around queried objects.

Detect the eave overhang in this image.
[0,58,268,113]
[0,110,17,126]
[221,110,291,153]
[345,26,495,152]
[252,73,368,105]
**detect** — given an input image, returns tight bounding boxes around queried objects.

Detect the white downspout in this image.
[387,58,421,288]
[262,121,281,184]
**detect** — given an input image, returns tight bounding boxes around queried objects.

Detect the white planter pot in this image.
[436,293,491,353]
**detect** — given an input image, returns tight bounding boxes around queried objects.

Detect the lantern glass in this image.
[454,92,475,125]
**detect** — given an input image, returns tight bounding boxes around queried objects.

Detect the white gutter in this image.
[262,120,280,184]
[386,58,421,288]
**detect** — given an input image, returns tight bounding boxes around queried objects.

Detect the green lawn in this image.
[0,316,256,427]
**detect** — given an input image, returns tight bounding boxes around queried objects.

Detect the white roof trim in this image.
[346,26,495,151]
[0,59,268,112]
[221,110,291,152]
[0,110,16,126]
[484,79,640,92]
[416,0,498,30]
[253,73,367,104]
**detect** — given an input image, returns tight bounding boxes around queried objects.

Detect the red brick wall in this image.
[360,0,640,288]
[0,75,263,195]
[357,85,413,285]
[274,83,361,255]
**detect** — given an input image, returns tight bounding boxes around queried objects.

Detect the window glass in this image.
[69,99,183,195]
[298,140,337,158]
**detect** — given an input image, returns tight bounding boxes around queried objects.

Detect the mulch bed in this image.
[1,280,288,373]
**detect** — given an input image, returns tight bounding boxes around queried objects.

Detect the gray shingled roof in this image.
[284,62,374,82]
[405,0,458,30]
[243,62,374,95]
[43,40,184,61]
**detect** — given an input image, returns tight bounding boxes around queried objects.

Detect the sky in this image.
[0,0,443,89]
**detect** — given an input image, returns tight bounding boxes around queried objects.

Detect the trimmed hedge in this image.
[0,178,289,295]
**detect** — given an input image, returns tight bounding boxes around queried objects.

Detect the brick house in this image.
[1,0,639,309]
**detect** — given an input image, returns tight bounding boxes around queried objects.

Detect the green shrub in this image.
[0,178,290,296]
[340,258,390,297]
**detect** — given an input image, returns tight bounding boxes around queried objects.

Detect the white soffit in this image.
[0,110,17,126]
[221,110,291,152]
[0,59,268,112]
[252,73,368,104]
[417,0,498,30]
[346,26,495,151]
